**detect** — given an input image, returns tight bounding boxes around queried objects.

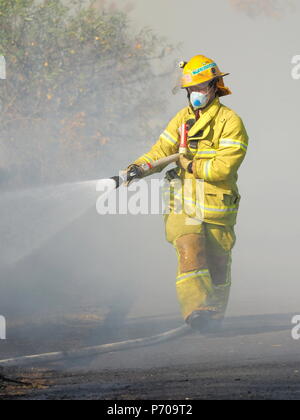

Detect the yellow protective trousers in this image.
[164,212,236,322]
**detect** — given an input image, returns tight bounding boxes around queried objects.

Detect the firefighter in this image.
[127,55,249,330]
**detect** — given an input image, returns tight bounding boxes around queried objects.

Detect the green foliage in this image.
[0,0,174,187]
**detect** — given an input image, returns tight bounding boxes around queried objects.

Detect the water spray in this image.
[0,149,197,368]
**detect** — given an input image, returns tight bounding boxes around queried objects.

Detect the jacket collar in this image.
[187,96,222,137]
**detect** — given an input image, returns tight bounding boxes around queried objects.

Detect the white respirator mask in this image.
[190,90,211,110]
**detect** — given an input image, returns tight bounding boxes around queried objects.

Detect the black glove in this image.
[123,164,145,186]
[127,164,144,179]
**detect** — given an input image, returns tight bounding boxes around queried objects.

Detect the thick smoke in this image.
[229,0,296,18]
[0,1,178,324]
[0,0,175,190]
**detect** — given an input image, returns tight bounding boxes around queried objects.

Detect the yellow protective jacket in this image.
[133,97,249,226]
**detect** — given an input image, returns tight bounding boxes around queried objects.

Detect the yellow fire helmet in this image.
[179,55,232,97]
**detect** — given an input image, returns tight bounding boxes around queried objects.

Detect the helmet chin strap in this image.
[187,91,192,106]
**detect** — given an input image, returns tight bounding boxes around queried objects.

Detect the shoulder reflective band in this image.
[161,130,178,146]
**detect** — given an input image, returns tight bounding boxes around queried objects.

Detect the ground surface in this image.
[0,313,299,400]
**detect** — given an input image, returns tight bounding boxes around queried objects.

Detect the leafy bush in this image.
[0,0,174,187]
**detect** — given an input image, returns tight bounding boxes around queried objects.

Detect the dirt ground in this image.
[0,313,300,400]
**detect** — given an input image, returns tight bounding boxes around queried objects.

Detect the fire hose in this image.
[112,123,189,188]
[0,125,191,368]
[0,324,190,368]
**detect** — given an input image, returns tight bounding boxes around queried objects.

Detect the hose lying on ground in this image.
[0,324,191,368]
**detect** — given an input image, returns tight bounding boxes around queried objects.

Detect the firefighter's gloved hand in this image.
[127,164,144,178]
[123,164,144,186]
[177,155,194,174]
